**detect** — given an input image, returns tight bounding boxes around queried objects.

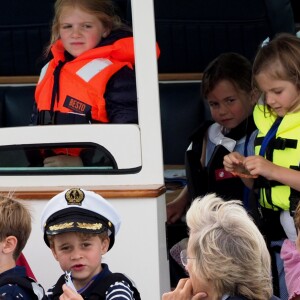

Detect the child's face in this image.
[51,231,109,289]
[59,7,109,57]
[207,80,254,130]
[255,71,300,117]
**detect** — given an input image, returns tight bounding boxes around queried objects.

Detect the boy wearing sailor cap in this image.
[41,188,140,300]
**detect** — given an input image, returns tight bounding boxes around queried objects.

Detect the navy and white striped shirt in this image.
[105,280,135,300]
[47,264,138,300]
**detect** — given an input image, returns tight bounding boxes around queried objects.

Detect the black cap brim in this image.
[44,207,115,250]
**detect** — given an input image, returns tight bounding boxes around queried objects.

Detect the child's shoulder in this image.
[96,273,141,300]
[0,275,45,299]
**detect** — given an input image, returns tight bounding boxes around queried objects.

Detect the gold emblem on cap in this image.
[77,222,103,230]
[65,188,85,205]
[49,222,74,231]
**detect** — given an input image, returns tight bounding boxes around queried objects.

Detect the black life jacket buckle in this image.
[274,137,286,150]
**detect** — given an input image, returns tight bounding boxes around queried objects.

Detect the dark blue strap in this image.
[243,133,250,157]
[243,117,281,210]
[259,117,282,157]
[243,134,251,208]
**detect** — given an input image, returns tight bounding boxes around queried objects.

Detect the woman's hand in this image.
[162,278,207,300]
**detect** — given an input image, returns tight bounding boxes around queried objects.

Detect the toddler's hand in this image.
[223,152,257,179]
[223,152,245,172]
[59,284,82,300]
[44,155,83,167]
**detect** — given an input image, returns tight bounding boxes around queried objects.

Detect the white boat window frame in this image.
[0,0,164,189]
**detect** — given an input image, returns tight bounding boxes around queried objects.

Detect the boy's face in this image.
[59,6,109,57]
[51,231,109,289]
[207,80,255,130]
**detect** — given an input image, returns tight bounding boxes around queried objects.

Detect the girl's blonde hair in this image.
[186,193,273,300]
[47,0,129,54]
[253,33,300,92]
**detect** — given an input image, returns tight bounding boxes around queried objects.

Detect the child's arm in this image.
[105,67,138,124]
[167,186,190,224]
[167,131,207,224]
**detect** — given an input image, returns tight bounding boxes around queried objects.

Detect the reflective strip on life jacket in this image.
[76,58,113,82]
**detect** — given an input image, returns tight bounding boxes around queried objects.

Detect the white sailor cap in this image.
[41,188,121,250]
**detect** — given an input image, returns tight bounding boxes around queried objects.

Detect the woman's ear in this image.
[2,236,17,254]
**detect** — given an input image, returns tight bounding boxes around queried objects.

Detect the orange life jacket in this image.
[35,37,135,124]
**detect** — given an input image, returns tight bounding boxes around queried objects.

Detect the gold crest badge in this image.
[65,188,85,205]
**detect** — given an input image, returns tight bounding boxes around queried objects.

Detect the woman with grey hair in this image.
[163,193,279,300]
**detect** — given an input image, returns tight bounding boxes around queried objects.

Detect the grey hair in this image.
[186,193,272,300]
